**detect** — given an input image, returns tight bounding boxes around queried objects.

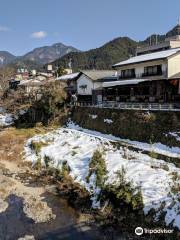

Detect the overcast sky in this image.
[0,0,180,55]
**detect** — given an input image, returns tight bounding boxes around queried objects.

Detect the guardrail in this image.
[75,101,180,111]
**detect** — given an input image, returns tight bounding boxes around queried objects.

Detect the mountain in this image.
[0,43,79,69]
[51,37,138,71]
[0,51,16,67]
[22,43,79,65]
[51,24,180,71]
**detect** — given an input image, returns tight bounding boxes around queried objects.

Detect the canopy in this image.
[103,79,150,88]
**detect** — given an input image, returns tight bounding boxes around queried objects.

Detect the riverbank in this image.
[1,123,180,239]
[22,122,180,238]
[0,127,101,240]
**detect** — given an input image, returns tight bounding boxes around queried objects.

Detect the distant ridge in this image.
[0,43,80,69]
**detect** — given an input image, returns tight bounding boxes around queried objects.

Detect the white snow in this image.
[113,47,180,67]
[104,118,113,124]
[24,123,180,229]
[67,122,180,158]
[168,132,180,142]
[0,114,14,127]
[89,114,97,119]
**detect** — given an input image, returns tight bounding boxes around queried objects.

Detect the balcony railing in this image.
[119,70,167,79]
[141,71,163,77]
[119,74,136,79]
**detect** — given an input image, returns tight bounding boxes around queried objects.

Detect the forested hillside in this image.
[51,37,138,70]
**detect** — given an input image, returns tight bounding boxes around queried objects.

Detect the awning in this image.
[103,79,150,88]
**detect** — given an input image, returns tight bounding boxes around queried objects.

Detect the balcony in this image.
[118,70,167,80]
[119,74,136,79]
[141,71,163,77]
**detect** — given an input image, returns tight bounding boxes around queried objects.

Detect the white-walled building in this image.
[76,70,117,103]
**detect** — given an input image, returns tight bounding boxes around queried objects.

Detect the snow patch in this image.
[0,114,14,127]
[89,114,97,119]
[167,132,180,142]
[104,118,113,124]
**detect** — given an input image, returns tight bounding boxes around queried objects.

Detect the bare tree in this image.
[0,66,15,97]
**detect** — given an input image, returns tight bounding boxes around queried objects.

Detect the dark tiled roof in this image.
[80,70,116,81]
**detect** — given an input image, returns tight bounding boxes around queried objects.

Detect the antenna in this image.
[177,17,180,25]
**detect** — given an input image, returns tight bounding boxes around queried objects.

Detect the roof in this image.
[113,48,180,67]
[56,72,80,81]
[19,79,43,86]
[80,70,117,81]
[103,79,151,88]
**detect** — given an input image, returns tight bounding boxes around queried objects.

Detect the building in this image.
[103,25,180,105]
[18,79,44,95]
[56,72,80,102]
[47,64,53,72]
[76,70,117,103]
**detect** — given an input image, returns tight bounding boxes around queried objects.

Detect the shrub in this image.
[104,166,143,210]
[87,150,107,188]
[30,141,48,155]
[171,171,180,182]
[161,163,169,171]
[170,172,180,195]
[33,158,42,170]
[71,150,77,156]
[149,151,158,159]
[44,155,52,168]
[57,161,71,179]
[171,182,180,195]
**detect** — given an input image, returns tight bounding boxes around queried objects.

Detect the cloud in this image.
[0,26,9,32]
[31,31,47,39]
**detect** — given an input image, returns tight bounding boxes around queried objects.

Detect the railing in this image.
[141,71,163,77]
[75,101,180,111]
[118,71,167,79]
[119,74,136,79]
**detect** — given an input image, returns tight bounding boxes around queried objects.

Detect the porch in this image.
[102,79,180,103]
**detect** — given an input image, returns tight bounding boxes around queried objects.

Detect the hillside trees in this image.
[0,66,15,97]
[51,37,137,71]
[16,82,68,126]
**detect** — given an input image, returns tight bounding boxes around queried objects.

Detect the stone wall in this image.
[71,107,180,147]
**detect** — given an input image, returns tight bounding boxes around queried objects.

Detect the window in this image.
[144,65,162,76]
[121,69,135,78]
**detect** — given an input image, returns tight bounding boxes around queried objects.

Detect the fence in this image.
[75,101,180,111]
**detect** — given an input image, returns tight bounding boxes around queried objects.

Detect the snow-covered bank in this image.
[0,114,14,127]
[24,123,180,229]
[67,122,180,158]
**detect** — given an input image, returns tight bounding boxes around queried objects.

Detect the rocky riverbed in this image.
[0,128,100,240]
[0,160,101,240]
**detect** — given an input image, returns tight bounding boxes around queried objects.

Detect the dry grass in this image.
[0,127,48,163]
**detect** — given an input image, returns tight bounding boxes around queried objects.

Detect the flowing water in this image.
[0,186,100,240]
